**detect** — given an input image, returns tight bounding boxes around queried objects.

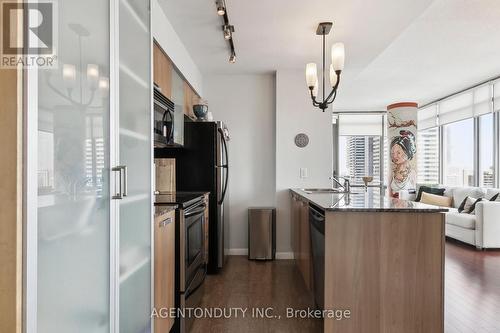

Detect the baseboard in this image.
[275,252,294,260]
[228,248,294,260]
[228,248,248,256]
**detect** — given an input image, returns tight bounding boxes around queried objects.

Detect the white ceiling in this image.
[159,0,500,110]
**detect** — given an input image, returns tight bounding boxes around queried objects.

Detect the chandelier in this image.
[305,22,345,112]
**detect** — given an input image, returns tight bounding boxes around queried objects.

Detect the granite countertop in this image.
[154,205,177,218]
[291,188,449,213]
[154,191,208,208]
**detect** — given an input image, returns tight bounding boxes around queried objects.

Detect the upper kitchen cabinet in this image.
[153,42,172,99]
[153,41,202,120]
[184,82,200,120]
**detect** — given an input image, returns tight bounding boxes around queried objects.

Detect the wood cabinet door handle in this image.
[159,217,172,228]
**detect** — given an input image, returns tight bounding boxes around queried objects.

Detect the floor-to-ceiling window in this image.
[443,119,474,186]
[479,113,495,187]
[416,81,499,188]
[417,127,440,184]
[339,135,382,185]
[336,114,385,193]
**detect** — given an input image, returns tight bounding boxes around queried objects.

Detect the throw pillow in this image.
[416,186,446,202]
[490,193,499,201]
[420,192,453,207]
[461,196,483,214]
[458,197,468,213]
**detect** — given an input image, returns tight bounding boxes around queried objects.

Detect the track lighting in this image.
[216,0,225,16]
[216,0,237,64]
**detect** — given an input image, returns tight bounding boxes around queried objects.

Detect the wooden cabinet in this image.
[154,208,175,333]
[291,194,313,291]
[153,42,172,98]
[153,41,202,120]
[183,82,201,119]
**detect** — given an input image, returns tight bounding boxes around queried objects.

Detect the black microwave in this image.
[154,85,184,147]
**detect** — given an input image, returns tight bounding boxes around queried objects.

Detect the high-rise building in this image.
[417,128,439,184]
[345,136,381,184]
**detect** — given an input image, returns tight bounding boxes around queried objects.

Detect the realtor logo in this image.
[1,0,57,68]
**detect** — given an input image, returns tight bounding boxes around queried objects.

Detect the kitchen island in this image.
[290,188,448,333]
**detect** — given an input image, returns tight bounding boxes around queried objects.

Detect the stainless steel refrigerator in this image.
[155,119,230,273]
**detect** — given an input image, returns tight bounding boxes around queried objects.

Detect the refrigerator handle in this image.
[218,128,229,205]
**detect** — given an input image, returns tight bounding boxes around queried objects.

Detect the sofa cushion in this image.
[446,212,476,230]
[452,187,486,209]
[420,192,453,207]
[416,186,446,202]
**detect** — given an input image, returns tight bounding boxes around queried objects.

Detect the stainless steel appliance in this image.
[180,197,206,332]
[248,208,276,260]
[155,120,230,274]
[310,204,325,310]
[153,85,184,147]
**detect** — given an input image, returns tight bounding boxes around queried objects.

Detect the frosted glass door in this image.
[35,0,111,331]
[117,0,152,332]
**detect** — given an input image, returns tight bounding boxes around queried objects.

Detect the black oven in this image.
[184,202,206,287]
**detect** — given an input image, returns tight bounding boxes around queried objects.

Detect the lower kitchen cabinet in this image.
[154,208,176,333]
[291,194,313,292]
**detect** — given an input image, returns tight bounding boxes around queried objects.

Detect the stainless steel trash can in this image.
[248,207,276,260]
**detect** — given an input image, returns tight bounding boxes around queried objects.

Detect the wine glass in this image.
[362,176,374,192]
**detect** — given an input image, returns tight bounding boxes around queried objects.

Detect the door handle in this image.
[112,165,127,199]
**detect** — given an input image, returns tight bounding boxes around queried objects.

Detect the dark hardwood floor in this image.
[191,241,500,333]
[445,240,500,333]
[190,256,322,333]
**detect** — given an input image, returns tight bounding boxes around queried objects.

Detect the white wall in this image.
[204,71,333,257]
[204,74,276,254]
[275,70,333,253]
[152,0,203,96]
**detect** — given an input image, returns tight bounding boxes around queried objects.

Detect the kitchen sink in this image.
[301,188,363,194]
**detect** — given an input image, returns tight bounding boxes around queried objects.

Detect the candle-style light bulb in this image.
[305,63,318,88]
[87,64,99,90]
[329,64,339,87]
[331,43,345,71]
[62,64,76,89]
[99,77,109,97]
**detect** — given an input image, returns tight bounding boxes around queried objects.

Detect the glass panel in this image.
[479,114,495,187]
[36,0,110,331]
[118,0,152,332]
[339,135,382,186]
[417,128,440,184]
[443,119,474,186]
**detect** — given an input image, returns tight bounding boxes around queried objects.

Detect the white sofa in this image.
[400,186,500,249]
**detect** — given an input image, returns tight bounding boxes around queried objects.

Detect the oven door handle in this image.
[185,263,207,299]
[184,205,206,218]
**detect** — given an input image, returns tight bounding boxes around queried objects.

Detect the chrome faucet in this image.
[329,174,351,193]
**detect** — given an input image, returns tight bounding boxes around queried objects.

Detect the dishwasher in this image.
[309,204,325,310]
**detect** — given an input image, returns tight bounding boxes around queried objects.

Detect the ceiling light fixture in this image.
[215,0,237,64]
[305,22,345,112]
[216,0,226,16]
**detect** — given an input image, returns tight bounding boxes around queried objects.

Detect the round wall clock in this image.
[294,133,309,148]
